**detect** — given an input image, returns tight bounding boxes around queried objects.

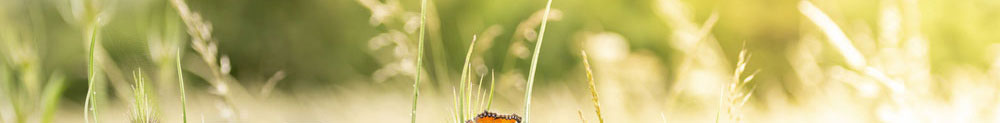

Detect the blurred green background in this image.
[2,0,1000,122]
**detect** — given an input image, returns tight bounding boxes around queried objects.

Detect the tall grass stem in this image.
[177,48,188,123]
[457,35,478,122]
[84,21,100,123]
[580,51,603,123]
[522,0,553,122]
[410,0,428,122]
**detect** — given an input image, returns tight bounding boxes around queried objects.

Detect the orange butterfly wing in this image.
[470,111,521,123]
[476,117,518,123]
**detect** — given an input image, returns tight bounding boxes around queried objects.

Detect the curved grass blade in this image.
[84,22,101,123]
[457,35,477,122]
[522,0,553,122]
[177,48,189,123]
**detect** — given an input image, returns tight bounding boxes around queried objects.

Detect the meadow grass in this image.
[410,0,428,122]
[5,0,996,122]
[522,0,553,122]
[473,73,485,115]
[176,49,188,123]
[715,85,723,123]
[798,0,903,96]
[84,21,100,123]
[481,74,492,111]
[713,43,757,123]
[486,71,496,109]
[456,35,477,122]
[580,51,604,123]
[40,74,66,123]
[448,35,511,123]
[171,0,246,120]
[130,70,156,123]
[451,88,460,123]
[797,1,865,69]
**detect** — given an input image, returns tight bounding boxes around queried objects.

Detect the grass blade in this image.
[474,74,485,113]
[41,74,67,123]
[457,35,477,122]
[580,51,603,123]
[797,1,866,69]
[451,88,460,123]
[131,69,157,123]
[798,1,903,94]
[523,0,553,122]
[410,0,428,122]
[84,21,100,123]
[714,84,723,123]
[486,71,495,109]
[177,47,189,123]
[465,66,473,118]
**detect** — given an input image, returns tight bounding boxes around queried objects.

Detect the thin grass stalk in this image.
[132,78,139,121]
[714,84,723,123]
[452,88,459,123]
[474,78,482,112]
[131,70,155,123]
[580,51,603,123]
[796,1,866,68]
[522,0,553,122]
[410,0,428,122]
[474,74,485,112]
[41,74,66,123]
[171,0,246,119]
[477,86,487,112]
[461,65,472,120]
[135,71,143,122]
[480,75,489,110]
[176,48,188,123]
[478,71,494,111]
[457,36,477,122]
[84,21,100,123]
[465,67,473,117]
[486,71,496,109]
[798,0,903,94]
[715,43,758,123]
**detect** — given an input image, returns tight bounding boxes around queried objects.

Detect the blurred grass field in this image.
[2,0,1000,122]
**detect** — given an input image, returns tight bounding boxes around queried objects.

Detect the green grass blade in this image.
[132,70,154,122]
[465,67,473,118]
[410,0,428,122]
[41,74,67,123]
[177,48,188,123]
[84,22,100,123]
[523,0,553,122]
[486,71,495,110]
[473,73,485,113]
[452,88,460,123]
[457,35,477,122]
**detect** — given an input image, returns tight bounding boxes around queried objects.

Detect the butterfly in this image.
[466,111,522,123]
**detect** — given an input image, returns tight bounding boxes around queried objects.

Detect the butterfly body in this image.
[466,111,521,123]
